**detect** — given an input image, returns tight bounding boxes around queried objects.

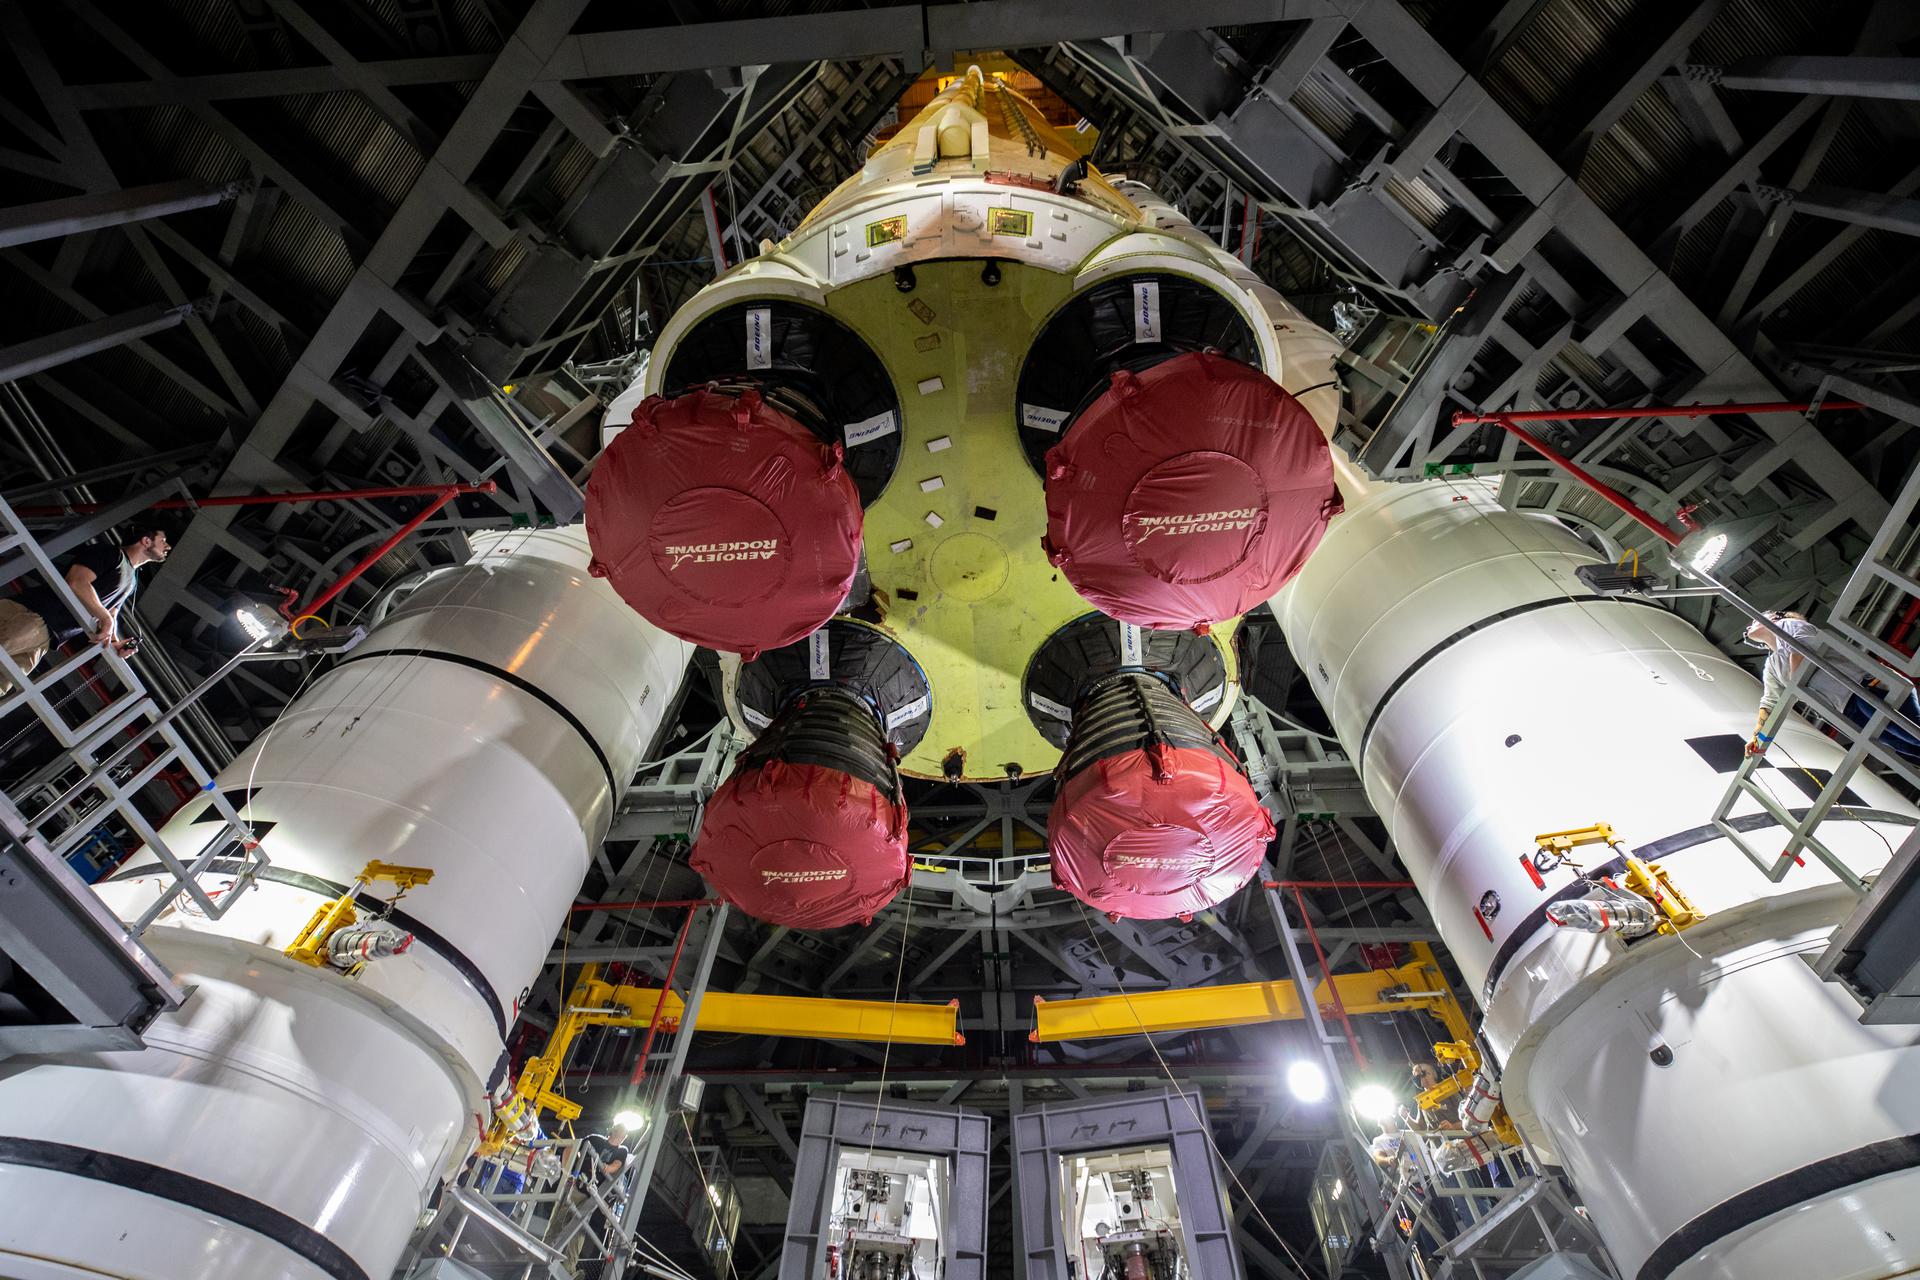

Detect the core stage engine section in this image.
[591,65,1338,926]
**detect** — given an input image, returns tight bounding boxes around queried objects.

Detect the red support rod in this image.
[1266,879,1415,890]
[569,898,720,914]
[1482,416,1683,547]
[1889,596,1920,657]
[16,480,496,518]
[1289,886,1370,1071]
[631,904,704,1086]
[1451,399,1863,425]
[290,488,457,618]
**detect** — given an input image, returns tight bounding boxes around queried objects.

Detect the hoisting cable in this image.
[860,883,920,1172]
[1068,899,1325,1279]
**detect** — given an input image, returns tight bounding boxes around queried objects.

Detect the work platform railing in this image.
[1707,444,1920,892]
[0,490,261,1058]
[414,1125,739,1280]
[1709,634,1920,893]
[1709,449,1920,1023]
[1352,1128,1615,1280]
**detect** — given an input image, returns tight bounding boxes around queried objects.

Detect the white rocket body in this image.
[1276,480,1920,1279]
[0,528,691,1280]
[1221,299,1920,1280]
[1118,185,1920,1280]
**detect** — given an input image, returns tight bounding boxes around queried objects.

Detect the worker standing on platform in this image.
[0,520,172,694]
[580,1118,634,1187]
[1746,611,1920,760]
[567,1118,636,1278]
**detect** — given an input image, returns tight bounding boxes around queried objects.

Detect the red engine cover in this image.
[585,389,861,658]
[1042,352,1340,630]
[1049,743,1274,920]
[690,761,909,929]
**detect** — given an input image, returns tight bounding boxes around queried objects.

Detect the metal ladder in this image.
[0,490,262,1057]
[1710,454,1920,892]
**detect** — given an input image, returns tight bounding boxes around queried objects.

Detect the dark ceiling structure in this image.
[5,2,1920,1276]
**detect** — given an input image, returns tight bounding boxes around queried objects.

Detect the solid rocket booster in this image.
[0,529,691,1280]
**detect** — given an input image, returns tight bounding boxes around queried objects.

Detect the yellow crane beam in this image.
[628,987,964,1046]
[1031,944,1468,1043]
[483,968,961,1153]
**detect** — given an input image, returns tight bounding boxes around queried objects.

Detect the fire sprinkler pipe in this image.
[291,488,461,618]
[1468,414,1684,546]
[630,903,703,1086]
[1449,399,1871,549]
[1286,885,1369,1070]
[1887,595,1920,655]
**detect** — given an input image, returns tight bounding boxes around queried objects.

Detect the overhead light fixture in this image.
[233,601,290,647]
[1285,1059,1329,1103]
[612,1109,646,1132]
[1350,1083,1398,1122]
[1672,527,1729,577]
[1668,513,1774,581]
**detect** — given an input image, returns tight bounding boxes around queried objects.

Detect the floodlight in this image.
[1675,528,1729,576]
[612,1109,646,1132]
[1351,1083,1398,1122]
[1285,1059,1329,1103]
[233,601,289,647]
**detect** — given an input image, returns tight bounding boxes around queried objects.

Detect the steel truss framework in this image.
[1017,0,1920,649]
[7,3,1920,1277]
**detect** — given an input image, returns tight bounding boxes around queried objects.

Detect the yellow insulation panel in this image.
[826,258,1237,779]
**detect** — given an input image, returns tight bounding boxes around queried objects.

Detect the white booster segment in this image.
[1277,478,1920,1278]
[1126,184,1920,1280]
[0,528,691,1280]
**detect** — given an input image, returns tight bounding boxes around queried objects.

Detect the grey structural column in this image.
[607,900,730,1280]
[1260,876,1413,1278]
[0,300,205,383]
[0,178,243,249]
[1755,183,1920,238]
[1691,55,1920,101]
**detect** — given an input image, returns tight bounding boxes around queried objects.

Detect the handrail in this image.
[1710,646,1920,890]
[0,490,262,934]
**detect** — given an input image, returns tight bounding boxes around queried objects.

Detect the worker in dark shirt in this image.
[580,1120,634,1187]
[568,1120,635,1277]
[0,520,171,694]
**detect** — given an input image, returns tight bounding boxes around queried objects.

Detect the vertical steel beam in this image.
[413,339,585,521]
[609,901,729,1280]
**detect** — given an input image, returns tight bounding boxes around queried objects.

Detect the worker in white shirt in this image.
[1746,611,1920,760]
